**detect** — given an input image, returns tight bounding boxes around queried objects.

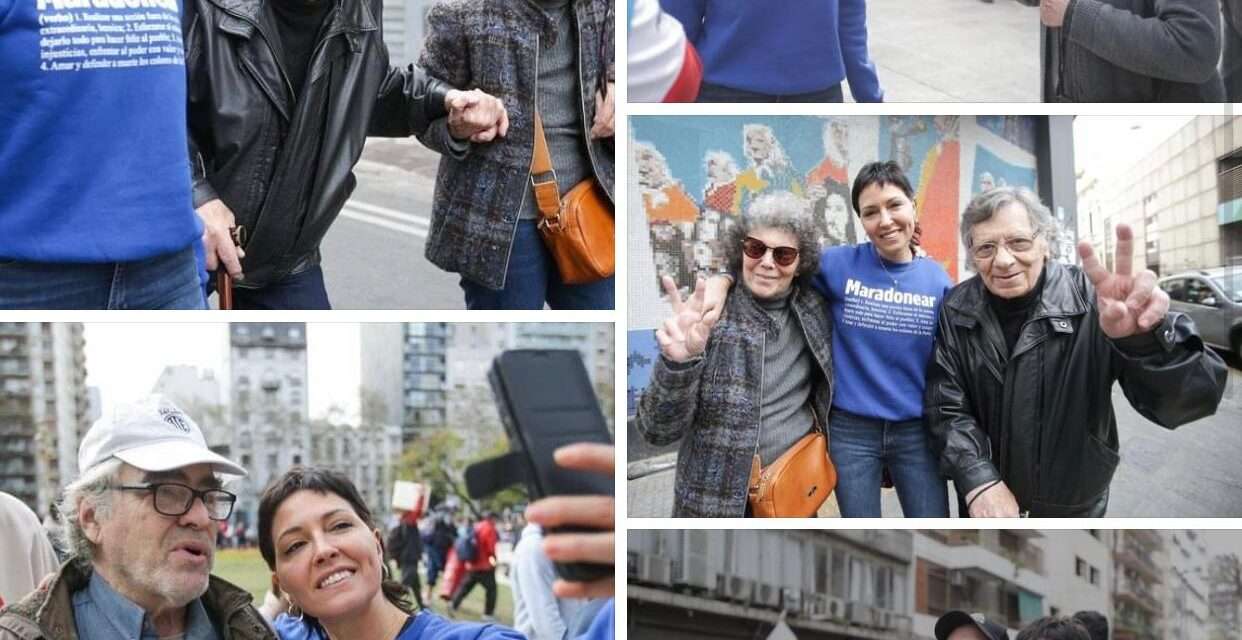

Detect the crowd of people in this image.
[0,0,614,310]
[637,160,1230,518]
[0,397,614,640]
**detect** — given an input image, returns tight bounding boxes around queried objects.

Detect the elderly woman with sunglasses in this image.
[635,191,834,517]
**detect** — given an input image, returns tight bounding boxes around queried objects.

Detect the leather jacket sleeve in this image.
[635,355,706,447]
[1109,311,1229,428]
[925,308,1003,498]
[182,0,220,209]
[368,65,452,138]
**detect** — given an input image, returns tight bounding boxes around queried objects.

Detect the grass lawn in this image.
[212,549,514,626]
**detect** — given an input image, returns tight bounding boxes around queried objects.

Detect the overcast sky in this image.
[83,323,361,421]
[1074,115,1195,185]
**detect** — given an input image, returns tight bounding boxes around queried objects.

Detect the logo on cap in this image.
[159,407,192,433]
[972,614,986,625]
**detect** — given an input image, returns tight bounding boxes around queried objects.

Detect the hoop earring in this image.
[382,562,392,581]
[289,602,304,622]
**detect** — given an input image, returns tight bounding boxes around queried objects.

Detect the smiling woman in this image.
[256,467,524,640]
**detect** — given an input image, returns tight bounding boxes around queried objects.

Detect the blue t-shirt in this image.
[0,0,201,263]
[812,243,952,422]
[273,611,526,640]
[577,599,613,640]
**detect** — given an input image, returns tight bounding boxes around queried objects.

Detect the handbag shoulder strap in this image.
[530,111,563,222]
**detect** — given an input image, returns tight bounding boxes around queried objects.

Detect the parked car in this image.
[1157,267,1242,359]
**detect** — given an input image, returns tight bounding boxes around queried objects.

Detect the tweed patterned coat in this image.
[636,284,834,517]
[416,0,615,290]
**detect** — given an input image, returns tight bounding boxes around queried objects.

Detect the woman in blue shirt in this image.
[661,0,883,103]
[257,467,524,640]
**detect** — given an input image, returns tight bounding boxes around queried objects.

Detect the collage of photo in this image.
[2,1,1242,640]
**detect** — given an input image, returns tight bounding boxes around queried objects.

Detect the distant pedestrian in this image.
[1017,616,1090,640]
[387,509,426,609]
[511,524,585,640]
[1071,611,1108,640]
[449,513,500,619]
[425,513,457,600]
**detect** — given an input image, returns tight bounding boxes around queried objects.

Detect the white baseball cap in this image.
[78,395,247,477]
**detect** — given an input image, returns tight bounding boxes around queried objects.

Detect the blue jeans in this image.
[221,264,331,310]
[696,82,844,103]
[460,220,614,310]
[0,246,206,309]
[828,408,949,517]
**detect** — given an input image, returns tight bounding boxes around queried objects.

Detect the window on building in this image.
[831,549,847,599]
[924,560,950,617]
[1090,566,1100,586]
[814,545,829,595]
[1076,557,1087,578]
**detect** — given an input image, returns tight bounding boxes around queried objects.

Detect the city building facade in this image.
[310,419,403,520]
[0,322,90,516]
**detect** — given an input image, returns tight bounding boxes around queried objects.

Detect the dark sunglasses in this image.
[742,237,799,266]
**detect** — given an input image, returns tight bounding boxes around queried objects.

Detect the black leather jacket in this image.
[926,261,1228,516]
[184,0,453,288]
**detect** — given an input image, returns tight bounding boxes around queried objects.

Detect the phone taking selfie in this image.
[465,349,613,582]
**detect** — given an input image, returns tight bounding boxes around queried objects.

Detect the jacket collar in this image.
[208,0,376,38]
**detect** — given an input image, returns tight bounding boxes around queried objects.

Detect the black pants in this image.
[400,561,424,608]
[451,569,497,615]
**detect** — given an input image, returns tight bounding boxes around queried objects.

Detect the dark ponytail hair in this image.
[258,466,415,631]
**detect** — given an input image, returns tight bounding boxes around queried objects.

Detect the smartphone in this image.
[483,349,613,581]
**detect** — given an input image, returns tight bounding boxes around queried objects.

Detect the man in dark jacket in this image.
[417,0,615,310]
[183,0,508,309]
[926,187,1228,517]
[386,510,425,608]
[1041,0,1224,101]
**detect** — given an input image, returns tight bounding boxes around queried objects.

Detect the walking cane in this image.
[217,225,246,310]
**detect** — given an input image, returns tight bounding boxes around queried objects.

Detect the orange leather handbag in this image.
[748,422,837,518]
[529,113,614,284]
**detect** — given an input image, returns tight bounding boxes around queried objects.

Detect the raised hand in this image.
[655,275,716,362]
[1077,224,1169,339]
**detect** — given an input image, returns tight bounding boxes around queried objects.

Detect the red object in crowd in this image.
[464,518,499,573]
[439,547,464,600]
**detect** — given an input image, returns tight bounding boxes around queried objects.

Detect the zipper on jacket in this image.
[500,32,540,290]
[573,3,610,200]
[747,331,766,517]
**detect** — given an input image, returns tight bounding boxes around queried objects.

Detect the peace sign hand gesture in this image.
[1077,224,1169,339]
[655,276,718,363]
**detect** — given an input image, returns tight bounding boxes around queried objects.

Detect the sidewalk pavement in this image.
[857,0,1040,102]
[627,363,1242,518]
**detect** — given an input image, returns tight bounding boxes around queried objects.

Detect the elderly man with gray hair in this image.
[926,187,1228,518]
[0,396,273,640]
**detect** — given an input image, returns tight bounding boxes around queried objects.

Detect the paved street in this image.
[319,138,463,309]
[857,0,1040,102]
[628,355,1242,518]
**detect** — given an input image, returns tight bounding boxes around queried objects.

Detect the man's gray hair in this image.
[56,457,124,570]
[960,186,1057,268]
[724,191,822,281]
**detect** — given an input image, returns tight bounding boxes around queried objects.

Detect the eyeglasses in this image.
[742,237,799,267]
[115,483,237,521]
[969,231,1041,261]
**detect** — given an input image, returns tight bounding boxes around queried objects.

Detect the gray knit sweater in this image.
[756,290,815,465]
[522,0,592,219]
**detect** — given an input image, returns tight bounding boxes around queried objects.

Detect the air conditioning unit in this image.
[825,596,848,622]
[949,570,967,587]
[716,574,754,603]
[752,582,781,609]
[846,602,874,626]
[892,614,914,634]
[643,555,673,586]
[780,588,802,616]
[875,610,894,630]
[804,593,830,620]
